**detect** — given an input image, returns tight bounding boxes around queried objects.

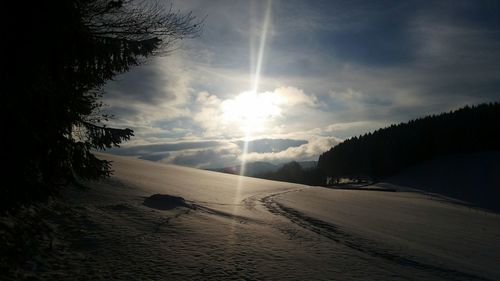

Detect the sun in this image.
[221,90,283,133]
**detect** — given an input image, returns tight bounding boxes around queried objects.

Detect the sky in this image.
[104,0,500,169]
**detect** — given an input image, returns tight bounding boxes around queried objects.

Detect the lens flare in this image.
[235,0,272,198]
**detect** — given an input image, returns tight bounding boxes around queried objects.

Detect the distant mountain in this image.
[296,161,317,169]
[209,161,279,176]
[210,160,317,177]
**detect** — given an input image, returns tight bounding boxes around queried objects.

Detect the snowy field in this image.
[37,153,500,280]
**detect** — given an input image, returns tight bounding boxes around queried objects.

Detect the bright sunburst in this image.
[221,90,283,132]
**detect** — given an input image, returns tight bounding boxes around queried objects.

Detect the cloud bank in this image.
[101,0,500,168]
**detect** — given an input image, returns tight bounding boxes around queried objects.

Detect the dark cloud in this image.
[429,1,500,31]
[321,2,420,66]
[103,55,194,116]
[269,0,422,67]
[105,62,173,104]
[104,106,140,119]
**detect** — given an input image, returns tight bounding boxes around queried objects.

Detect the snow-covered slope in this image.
[39,153,499,280]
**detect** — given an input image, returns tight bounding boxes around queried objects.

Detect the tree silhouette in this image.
[255,161,324,186]
[3,0,202,211]
[318,102,500,182]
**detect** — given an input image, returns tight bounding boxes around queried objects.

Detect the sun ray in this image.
[235,0,273,201]
[243,0,272,164]
[251,0,272,94]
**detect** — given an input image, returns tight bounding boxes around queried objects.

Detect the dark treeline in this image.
[256,161,324,186]
[318,102,500,181]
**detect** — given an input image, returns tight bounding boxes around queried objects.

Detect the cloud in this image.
[243,136,341,163]
[235,138,307,154]
[101,0,500,169]
[324,120,387,139]
[192,86,319,137]
[166,137,313,168]
[274,86,318,107]
[105,54,192,106]
[156,136,339,168]
[325,121,376,132]
[100,51,199,142]
[108,137,314,168]
[192,91,223,134]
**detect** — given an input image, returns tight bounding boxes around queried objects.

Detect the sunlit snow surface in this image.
[53,153,499,280]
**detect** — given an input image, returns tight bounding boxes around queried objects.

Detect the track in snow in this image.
[260,192,493,281]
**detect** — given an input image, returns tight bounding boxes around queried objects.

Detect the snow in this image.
[274,187,500,280]
[31,153,500,280]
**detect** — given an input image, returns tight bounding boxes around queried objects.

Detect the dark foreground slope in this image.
[384,151,500,212]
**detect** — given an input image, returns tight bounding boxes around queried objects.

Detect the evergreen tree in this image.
[3,0,201,211]
[318,102,500,181]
